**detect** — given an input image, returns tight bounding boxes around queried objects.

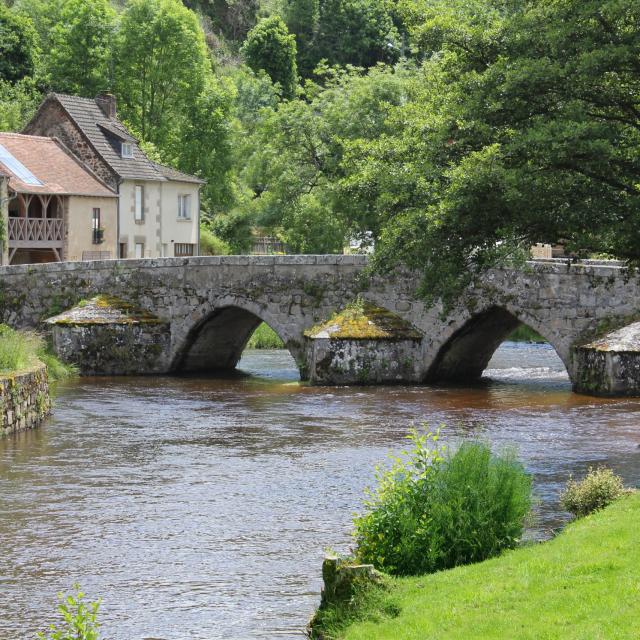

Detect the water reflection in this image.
[1,342,640,639]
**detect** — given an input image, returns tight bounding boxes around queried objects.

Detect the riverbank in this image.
[0,324,76,437]
[312,492,640,639]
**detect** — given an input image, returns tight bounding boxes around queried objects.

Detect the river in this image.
[2,342,640,639]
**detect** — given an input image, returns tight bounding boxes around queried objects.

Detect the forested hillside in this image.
[1,0,638,301]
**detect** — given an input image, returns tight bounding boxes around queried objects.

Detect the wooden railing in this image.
[8,217,64,243]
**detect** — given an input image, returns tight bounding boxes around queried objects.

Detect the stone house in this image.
[0,132,117,265]
[24,92,204,259]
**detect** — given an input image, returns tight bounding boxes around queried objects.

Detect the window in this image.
[178,194,191,220]
[119,243,127,259]
[135,242,144,259]
[121,142,134,158]
[174,243,194,257]
[134,185,144,222]
[92,208,103,244]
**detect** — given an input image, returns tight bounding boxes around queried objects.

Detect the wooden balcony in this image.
[8,217,64,261]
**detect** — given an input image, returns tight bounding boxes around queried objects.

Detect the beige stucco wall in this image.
[118,179,199,258]
[159,180,200,257]
[65,195,118,262]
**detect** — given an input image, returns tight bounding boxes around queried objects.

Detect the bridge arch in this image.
[424,305,572,384]
[170,298,304,375]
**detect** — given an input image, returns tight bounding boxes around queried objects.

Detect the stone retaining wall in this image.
[0,363,51,438]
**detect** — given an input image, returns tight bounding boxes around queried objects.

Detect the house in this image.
[0,132,117,265]
[24,92,204,259]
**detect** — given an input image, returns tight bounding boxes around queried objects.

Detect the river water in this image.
[2,342,640,639]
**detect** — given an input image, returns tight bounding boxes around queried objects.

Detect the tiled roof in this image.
[152,161,206,184]
[0,133,116,197]
[52,93,166,182]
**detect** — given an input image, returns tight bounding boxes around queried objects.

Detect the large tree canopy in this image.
[349,0,640,304]
[0,3,38,83]
[47,0,115,96]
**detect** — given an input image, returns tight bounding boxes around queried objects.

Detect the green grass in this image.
[508,324,547,343]
[246,322,284,349]
[315,492,640,640]
[0,324,76,382]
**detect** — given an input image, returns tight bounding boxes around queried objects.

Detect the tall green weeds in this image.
[246,322,284,349]
[0,324,76,381]
[354,430,532,576]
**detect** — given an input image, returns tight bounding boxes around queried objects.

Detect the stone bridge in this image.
[0,256,639,394]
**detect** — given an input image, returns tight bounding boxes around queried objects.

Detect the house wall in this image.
[65,195,118,261]
[159,180,200,257]
[118,179,199,258]
[24,100,118,189]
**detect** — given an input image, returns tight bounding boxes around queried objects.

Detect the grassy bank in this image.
[314,492,640,640]
[0,324,76,383]
[247,322,284,349]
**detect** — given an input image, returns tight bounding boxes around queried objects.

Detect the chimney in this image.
[95,92,117,118]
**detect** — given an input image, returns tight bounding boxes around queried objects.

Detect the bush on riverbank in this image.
[0,324,76,382]
[247,322,284,349]
[312,493,640,639]
[354,431,532,576]
[561,467,625,518]
[508,324,547,343]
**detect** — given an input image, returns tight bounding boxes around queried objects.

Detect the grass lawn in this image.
[329,493,640,640]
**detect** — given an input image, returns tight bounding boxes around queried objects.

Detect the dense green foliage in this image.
[0,2,38,83]
[241,16,298,99]
[313,492,640,640]
[354,431,532,576]
[246,322,284,348]
[47,0,115,96]
[37,585,101,640]
[560,467,626,518]
[0,0,638,301]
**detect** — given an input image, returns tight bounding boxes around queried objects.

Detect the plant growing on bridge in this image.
[354,429,532,575]
[37,584,101,640]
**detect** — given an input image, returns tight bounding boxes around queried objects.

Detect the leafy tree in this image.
[0,77,41,131]
[350,0,640,306]
[47,0,115,96]
[281,0,319,77]
[242,64,412,252]
[0,3,39,83]
[241,16,298,99]
[12,0,62,54]
[185,0,259,42]
[311,0,400,70]
[177,75,236,212]
[114,0,211,146]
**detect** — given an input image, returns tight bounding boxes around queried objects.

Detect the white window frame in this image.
[134,185,144,222]
[134,242,144,259]
[121,142,134,158]
[178,194,191,220]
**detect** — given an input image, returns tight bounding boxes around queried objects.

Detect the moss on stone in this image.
[305,298,422,340]
[46,295,165,326]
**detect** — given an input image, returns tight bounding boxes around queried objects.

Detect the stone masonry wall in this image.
[0,363,51,438]
[0,256,638,387]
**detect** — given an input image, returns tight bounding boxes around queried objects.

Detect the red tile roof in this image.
[0,133,116,197]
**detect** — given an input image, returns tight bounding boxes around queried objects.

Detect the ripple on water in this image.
[1,343,640,639]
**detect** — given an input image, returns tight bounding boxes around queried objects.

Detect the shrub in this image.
[246,322,284,349]
[560,467,625,518]
[199,225,231,256]
[354,430,532,576]
[37,584,101,640]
